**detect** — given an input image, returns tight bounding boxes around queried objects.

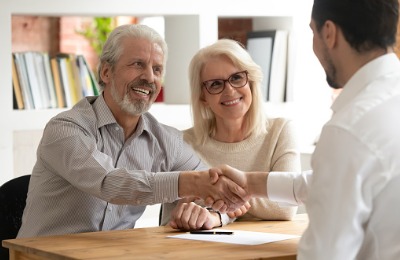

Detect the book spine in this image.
[80,55,100,96]
[32,52,51,108]
[13,52,35,109]
[57,56,73,107]
[50,57,66,108]
[11,55,25,109]
[24,52,44,109]
[43,52,58,108]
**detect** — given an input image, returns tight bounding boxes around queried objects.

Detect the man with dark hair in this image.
[212,0,400,258]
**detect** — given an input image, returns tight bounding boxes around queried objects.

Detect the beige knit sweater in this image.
[183,117,301,221]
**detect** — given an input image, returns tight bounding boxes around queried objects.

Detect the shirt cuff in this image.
[220,213,235,226]
[267,171,298,206]
[154,171,180,203]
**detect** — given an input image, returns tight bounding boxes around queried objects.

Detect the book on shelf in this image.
[268,30,288,103]
[33,52,54,109]
[70,55,84,102]
[247,30,274,101]
[284,32,295,102]
[13,52,34,109]
[12,85,18,110]
[23,51,47,109]
[11,56,24,109]
[64,54,81,105]
[42,52,58,108]
[77,54,99,96]
[77,55,98,96]
[57,54,74,107]
[50,56,66,108]
[57,53,98,107]
[11,51,99,110]
[247,30,289,102]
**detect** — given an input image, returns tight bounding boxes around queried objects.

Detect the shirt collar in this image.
[331,53,400,114]
[91,94,118,128]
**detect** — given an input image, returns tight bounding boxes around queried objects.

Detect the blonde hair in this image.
[188,39,267,145]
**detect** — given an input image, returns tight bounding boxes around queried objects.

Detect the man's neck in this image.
[118,113,140,140]
[337,47,389,87]
[103,92,141,140]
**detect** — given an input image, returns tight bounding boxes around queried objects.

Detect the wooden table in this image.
[3,214,308,260]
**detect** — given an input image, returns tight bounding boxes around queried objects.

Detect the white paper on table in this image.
[167,229,300,245]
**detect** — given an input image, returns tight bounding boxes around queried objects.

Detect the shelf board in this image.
[11,108,66,131]
[7,0,299,17]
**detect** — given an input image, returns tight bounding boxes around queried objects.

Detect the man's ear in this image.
[323,20,338,49]
[100,63,111,84]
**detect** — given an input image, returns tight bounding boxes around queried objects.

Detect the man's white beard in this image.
[110,79,151,116]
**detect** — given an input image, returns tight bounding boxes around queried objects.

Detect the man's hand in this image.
[169,197,220,230]
[179,167,250,214]
[209,164,247,187]
[205,165,269,211]
[205,164,249,211]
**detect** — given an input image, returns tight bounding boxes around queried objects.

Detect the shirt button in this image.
[108,206,112,211]
[115,127,119,131]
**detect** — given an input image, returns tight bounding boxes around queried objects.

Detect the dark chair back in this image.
[0,175,30,260]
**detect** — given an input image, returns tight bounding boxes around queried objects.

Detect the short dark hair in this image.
[312,0,399,52]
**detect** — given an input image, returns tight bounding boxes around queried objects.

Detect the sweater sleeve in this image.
[240,118,301,221]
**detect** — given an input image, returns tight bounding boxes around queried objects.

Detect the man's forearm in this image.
[178,171,203,198]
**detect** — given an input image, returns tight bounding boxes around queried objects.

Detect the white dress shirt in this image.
[267,53,400,259]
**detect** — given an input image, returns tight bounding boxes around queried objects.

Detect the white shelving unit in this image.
[1,0,330,185]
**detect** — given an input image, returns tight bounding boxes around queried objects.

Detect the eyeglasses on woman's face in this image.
[202,70,249,95]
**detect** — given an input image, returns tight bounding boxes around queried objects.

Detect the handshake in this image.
[179,164,269,214]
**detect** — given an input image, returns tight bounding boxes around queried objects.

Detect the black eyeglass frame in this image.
[202,70,249,95]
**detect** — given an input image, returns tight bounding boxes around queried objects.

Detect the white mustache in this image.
[129,80,156,92]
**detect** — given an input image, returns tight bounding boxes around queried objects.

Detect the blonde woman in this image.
[161,39,301,230]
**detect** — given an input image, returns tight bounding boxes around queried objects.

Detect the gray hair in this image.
[97,24,168,91]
